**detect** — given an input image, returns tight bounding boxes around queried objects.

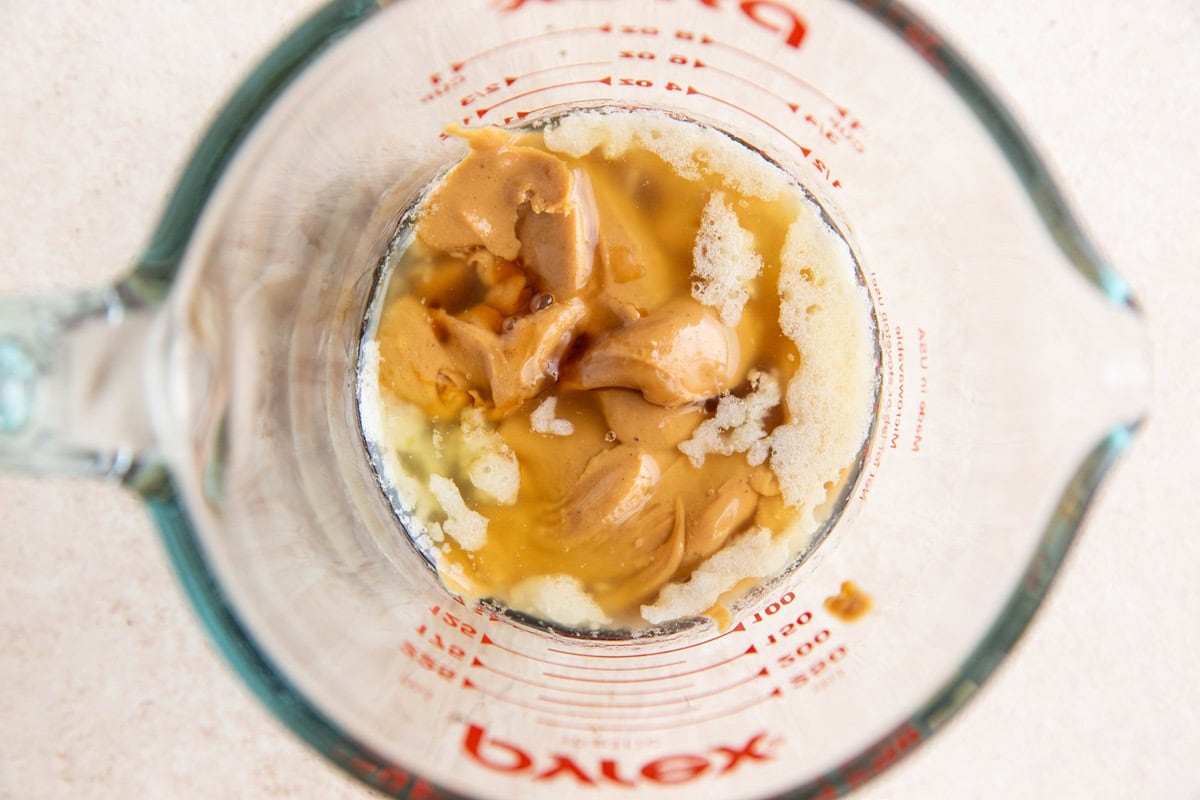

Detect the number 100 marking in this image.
[752,591,796,622]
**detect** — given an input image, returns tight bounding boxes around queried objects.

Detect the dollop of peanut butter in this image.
[418,126,575,259]
[579,298,740,406]
[433,298,585,412]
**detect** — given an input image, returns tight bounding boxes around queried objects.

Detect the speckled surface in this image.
[1,2,1197,798]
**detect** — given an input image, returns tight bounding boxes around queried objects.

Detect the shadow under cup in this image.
[11,1,1148,799]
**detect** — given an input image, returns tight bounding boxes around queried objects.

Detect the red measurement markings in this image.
[459,76,516,108]
[415,614,479,659]
[475,76,613,119]
[468,676,768,724]
[464,677,708,722]
[742,599,851,690]
[474,673,697,699]
[412,629,468,661]
[430,599,499,624]
[546,620,746,658]
[775,629,832,667]
[477,100,577,128]
[535,687,783,733]
[541,645,757,684]
[758,610,820,646]
[822,113,865,151]
[424,605,483,636]
[603,23,661,36]
[789,645,848,689]
[440,25,610,76]
[462,677,577,717]
[539,681,699,699]
[510,60,612,84]
[460,61,613,109]
[480,635,686,672]
[440,22,660,81]
[687,85,842,188]
[407,603,492,668]
[541,667,769,710]
[469,656,565,691]
[749,590,796,622]
[469,655,691,692]
[400,640,458,681]
[697,34,846,116]
[469,644,753,691]
[613,48,863,151]
[796,111,863,150]
[689,58,801,114]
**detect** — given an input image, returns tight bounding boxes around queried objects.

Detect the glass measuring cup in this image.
[0,0,1151,798]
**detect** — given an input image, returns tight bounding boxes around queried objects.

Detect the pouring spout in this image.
[1098,295,1152,432]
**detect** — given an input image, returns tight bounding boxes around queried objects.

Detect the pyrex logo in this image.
[493,0,808,50]
[462,723,777,787]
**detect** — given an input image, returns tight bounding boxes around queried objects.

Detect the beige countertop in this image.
[2,1,1197,798]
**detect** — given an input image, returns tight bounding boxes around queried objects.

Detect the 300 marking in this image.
[776,629,831,667]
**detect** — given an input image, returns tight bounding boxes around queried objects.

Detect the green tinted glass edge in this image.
[778,2,1145,795]
[138,465,470,799]
[130,1,1144,798]
[130,1,474,796]
[131,0,381,296]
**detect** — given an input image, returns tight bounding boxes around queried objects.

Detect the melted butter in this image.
[370,110,867,629]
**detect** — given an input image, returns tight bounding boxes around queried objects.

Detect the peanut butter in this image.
[364,109,876,630]
[824,581,874,623]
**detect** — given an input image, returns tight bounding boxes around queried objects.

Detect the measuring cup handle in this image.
[0,279,159,481]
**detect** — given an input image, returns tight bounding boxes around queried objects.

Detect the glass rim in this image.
[130,1,1144,798]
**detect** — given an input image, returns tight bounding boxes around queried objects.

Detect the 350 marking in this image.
[400,641,458,681]
[789,645,848,688]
